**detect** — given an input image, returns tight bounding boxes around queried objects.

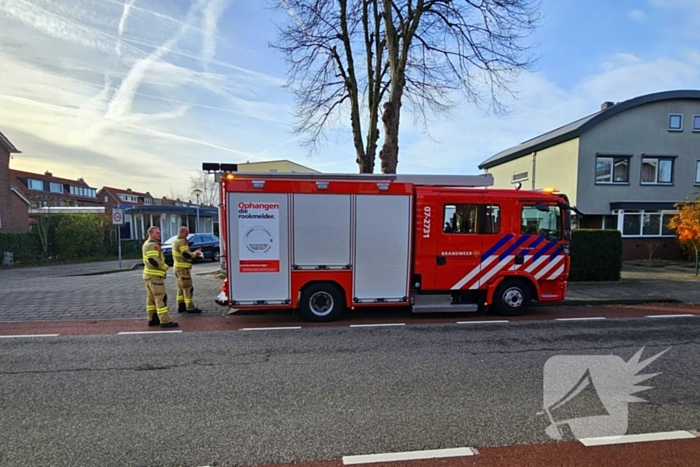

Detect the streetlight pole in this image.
[192,189,203,233]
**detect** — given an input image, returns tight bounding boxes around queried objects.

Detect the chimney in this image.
[127,188,132,192]
[45,171,53,177]
[601,101,615,110]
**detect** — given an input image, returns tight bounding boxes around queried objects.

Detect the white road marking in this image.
[0,334,60,338]
[118,331,183,335]
[349,323,405,328]
[240,327,302,331]
[646,314,695,318]
[457,320,509,324]
[556,317,607,321]
[342,447,476,464]
[579,430,696,447]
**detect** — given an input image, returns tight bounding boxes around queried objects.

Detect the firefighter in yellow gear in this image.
[172,226,203,314]
[142,226,178,328]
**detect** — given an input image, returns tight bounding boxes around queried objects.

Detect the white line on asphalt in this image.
[240,327,302,331]
[579,430,696,447]
[0,334,60,338]
[349,323,406,328]
[556,317,607,321]
[118,331,183,335]
[343,447,476,465]
[646,314,696,318]
[457,320,509,324]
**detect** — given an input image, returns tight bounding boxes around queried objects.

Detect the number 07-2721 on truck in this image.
[204,163,576,322]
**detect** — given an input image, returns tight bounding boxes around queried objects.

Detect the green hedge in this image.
[0,232,36,263]
[2,214,143,265]
[569,229,622,281]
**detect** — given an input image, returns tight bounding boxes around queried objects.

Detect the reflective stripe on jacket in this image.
[142,239,168,278]
[172,237,194,269]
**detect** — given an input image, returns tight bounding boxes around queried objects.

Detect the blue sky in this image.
[1,0,699,198]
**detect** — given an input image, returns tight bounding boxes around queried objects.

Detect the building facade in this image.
[479,90,700,260]
[0,131,30,233]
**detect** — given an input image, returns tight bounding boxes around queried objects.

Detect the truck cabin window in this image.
[444,204,479,234]
[521,205,561,241]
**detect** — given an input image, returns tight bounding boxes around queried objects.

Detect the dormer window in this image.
[50,182,63,193]
[28,179,43,191]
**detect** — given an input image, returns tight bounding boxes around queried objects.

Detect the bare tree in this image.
[273,0,540,174]
[189,172,219,206]
[272,0,388,173]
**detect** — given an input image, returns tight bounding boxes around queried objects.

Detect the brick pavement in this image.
[0,262,225,322]
[0,262,698,322]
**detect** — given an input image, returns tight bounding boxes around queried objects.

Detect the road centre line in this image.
[240,327,302,331]
[646,314,696,318]
[342,447,476,464]
[0,334,60,338]
[457,320,509,324]
[556,317,607,321]
[579,430,696,447]
[118,331,183,335]
[349,323,406,328]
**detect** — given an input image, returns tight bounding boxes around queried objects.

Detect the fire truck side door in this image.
[434,193,484,291]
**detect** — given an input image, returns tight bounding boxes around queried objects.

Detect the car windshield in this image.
[163,235,178,245]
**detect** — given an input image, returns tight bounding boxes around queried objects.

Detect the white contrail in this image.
[115,0,137,58]
[105,0,206,120]
[201,0,231,68]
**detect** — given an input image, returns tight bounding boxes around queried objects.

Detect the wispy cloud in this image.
[115,0,136,58]
[629,10,645,21]
[201,0,230,68]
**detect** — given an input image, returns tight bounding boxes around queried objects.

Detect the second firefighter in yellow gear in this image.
[142,226,177,328]
[172,226,203,314]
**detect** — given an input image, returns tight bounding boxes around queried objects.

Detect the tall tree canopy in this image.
[273,0,541,173]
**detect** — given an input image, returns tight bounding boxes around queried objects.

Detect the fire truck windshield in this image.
[521,205,562,241]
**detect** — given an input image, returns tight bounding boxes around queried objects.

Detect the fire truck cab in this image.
[206,163,573,322]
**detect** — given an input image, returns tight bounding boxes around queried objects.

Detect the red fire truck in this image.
[204,163,575,322]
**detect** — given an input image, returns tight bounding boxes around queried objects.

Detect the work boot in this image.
[178,303,186,313]
[148,316,160,326]
[186,308,202,314]
[160,322,179,328]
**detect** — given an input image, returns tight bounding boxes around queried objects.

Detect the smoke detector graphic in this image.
[541,347,669,440]
[244,226,274,254]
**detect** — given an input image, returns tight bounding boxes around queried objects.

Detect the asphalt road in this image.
[1,317,698,467]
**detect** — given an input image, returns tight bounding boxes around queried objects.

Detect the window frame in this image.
[696,160,700,186]
[443,203,480,234]
[616,209,677,237]
[693,115,700,132]
[668,113,683,132]
[28,179,44,191]
[640,156,675,185]
[49,182,63,194]
[511,171,529,184]
[595,155,631,184]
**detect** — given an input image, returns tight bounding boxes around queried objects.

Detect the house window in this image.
[693,115,700,132]
[596,156,629,183]
[696,160,700,185]
[28,179,43,191]
[669,114,683,131]
[641,157,673,184]
[104,196,109,202]
[144,198,152,205]
[512,171,529,183]
[49,182,63,193]
[118,194,138,203]
[619,210,676,237]
[602,215,618,230]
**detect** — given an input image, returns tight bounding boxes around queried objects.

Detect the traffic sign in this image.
[112,209,124,225]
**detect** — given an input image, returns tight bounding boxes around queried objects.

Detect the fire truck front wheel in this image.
[300,283,344,322]
[492,279,531,316]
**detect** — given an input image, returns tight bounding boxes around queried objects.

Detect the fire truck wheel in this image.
[492,279,531,316]
[300,283,344,322]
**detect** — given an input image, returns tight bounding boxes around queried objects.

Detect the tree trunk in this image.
[379,95,401,174]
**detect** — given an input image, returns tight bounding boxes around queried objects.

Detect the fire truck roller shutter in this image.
[300,282,344,322]
[491,278,532,316]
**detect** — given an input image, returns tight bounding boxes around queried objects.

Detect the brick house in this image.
[0,131,30,232]
[11,169,101,208]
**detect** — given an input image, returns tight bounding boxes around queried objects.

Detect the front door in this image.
[434,194,484,291]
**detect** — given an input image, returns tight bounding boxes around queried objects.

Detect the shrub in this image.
[569,229,622,281]
[55,214,110,259]
[0,232,36,264]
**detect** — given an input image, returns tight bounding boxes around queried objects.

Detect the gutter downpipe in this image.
[531,152,537,190]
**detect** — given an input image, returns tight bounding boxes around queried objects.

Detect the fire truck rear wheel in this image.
[300,283,344,322]
[492,279,531,316]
